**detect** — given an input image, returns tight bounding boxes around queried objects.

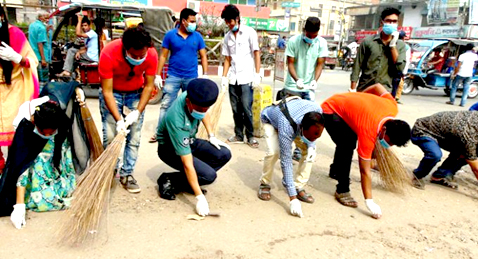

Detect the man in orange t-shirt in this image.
[321,83,410,219]
[98,25,158,194]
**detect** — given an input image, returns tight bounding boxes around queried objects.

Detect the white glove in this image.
[10,204,26,229]
[252,73,262,88]
[290,199,303,218]
[76,88,85,103]
[348,88,357,93]
[209,136,231,151]
[308,80,318,90]
[0,42,23,64]
[195,194,209,217]
[116,118,129,134]
[389,31,399,47]
[221,76,229,91]
[305,146,316,162]
[154,75,163,89]
[296,79,305,90]
[365,199,382,219]
[124,110,140,128]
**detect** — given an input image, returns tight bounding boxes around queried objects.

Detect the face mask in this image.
[186,22,197,33]
[382,23,398,35]
[379,136,391,149]
[125,53,146,66]
[302,35,315,44]
[34,127,57,140]
[232,24,239,32]
[301,129,314,145]
[191,110,206,120]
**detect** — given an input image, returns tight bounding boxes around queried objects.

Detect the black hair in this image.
[221,4,240,21]
[384,119,411,147]
[81,16,91,25]
[33,101,64,131]
[381,7,401,20]
[304,17,321,33]
[122,24,153,50]
[0,7,12,85]
[398,31,406,40]
[465,43,475,52]
[180,8,197,23]
[301,112,325,130]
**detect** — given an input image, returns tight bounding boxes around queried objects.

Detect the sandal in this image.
[247,138,259,149]
[227,135,244,144]
[149,134,157,143]
[335,192,358,208]
[297,189,314,203]
[258,183,271,201]
[430,177,458,189]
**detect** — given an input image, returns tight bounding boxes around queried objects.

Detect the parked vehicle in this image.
[403,39,478,98]
[325,41,338,70]
[49,2,174,104]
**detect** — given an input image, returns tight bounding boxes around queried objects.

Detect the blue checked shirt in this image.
[261,99,322,197]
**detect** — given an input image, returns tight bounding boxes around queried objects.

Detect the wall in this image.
[402,6,422,27]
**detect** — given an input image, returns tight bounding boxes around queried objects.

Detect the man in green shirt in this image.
[350,7,406,92]
[284,17,328,101]
[156,79,231,217]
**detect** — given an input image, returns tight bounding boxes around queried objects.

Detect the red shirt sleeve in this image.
[145,48,158,76]
[98,48,113,79]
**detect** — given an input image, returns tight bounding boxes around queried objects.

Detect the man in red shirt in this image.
[98,25,158,193]
[321,83,410,219]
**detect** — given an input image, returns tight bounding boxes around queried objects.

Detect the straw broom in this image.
[80,105,104,162]
[373,140,411,193]
[196,88,226,139]
[58,131,126,245]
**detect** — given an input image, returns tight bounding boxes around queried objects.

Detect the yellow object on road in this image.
[252,84,273,138]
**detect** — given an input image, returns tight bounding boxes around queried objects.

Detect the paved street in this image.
[1,68,478,258]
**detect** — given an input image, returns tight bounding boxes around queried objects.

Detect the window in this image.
[318,9,322,17]
[290,22,296,31]
[273,3,277,9]
[319,4,323,8]
[329,20,335,30]
[331,6,336,11]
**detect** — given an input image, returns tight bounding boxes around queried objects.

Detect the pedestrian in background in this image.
[220,4,261,148]
[391,31,411,103]
[447,43,478,107]
[28,12,51,84]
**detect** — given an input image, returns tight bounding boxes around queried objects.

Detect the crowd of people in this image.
[0,5,477,231]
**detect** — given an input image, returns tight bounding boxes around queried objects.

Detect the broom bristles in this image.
[80,105,104,162]
[58,132,126,245]
[197,90,226,139]
[373,140,411,193]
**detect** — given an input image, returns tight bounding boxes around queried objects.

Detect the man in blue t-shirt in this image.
[150,8,208,143]
[28,12,52,83]
[57,14,98,77]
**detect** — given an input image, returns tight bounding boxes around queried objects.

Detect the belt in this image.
[113,88,143,94]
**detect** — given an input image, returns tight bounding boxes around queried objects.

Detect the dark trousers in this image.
[324,114,357,193]
[412,136,467,179]
[157,139,232,192]
[229,83,254,140]
[391,76,401,98]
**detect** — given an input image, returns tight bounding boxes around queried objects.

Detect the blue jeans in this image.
[99,88,145,177]
[157,75,195,130]
[229,82,254,140]
[412,136,467,179]
[450,76,472,106]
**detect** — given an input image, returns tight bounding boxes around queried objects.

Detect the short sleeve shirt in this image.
[412,111,478,160]
[321,92,398,160]
[284,35,328,92]
[156,92,200,156]
[457,51,478,77]
[222,25,260,85]
[163,29,206,79]
[99,39,158,91]
[85,30,99,62]
[28,20,50,63]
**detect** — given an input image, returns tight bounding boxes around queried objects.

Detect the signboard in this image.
[274,50,285,82]
[411,26,465,38]
[467,25,478,39]
[470,0,478,24]
[63,0,148,6]
[281,2,300,8]
[427,0,460,24]
[242,17,289,32]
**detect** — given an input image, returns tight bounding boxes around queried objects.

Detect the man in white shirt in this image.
[221,4,261,148]
[57,14,99,77]
[447,43,478,107]
[347,40,358,58]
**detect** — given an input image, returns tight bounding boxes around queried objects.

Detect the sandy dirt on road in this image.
[1,74,478,259]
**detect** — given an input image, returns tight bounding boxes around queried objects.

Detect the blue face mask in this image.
[379,136,391,149]
[302,35,315,44]
[34,127,57,140]
[186,22,197,33]
[125,53,146,66]
[382,23,398,35]
[232,25,239,32]
[191,110,206,120]
[301,129,314,146]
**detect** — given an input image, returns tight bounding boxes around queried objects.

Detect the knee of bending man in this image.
[425,148,442,162]
[201,168,217,184]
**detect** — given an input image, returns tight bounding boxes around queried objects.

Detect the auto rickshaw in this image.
[325,41,338,70]
[403,39,478,98]
[49,2,174,104]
